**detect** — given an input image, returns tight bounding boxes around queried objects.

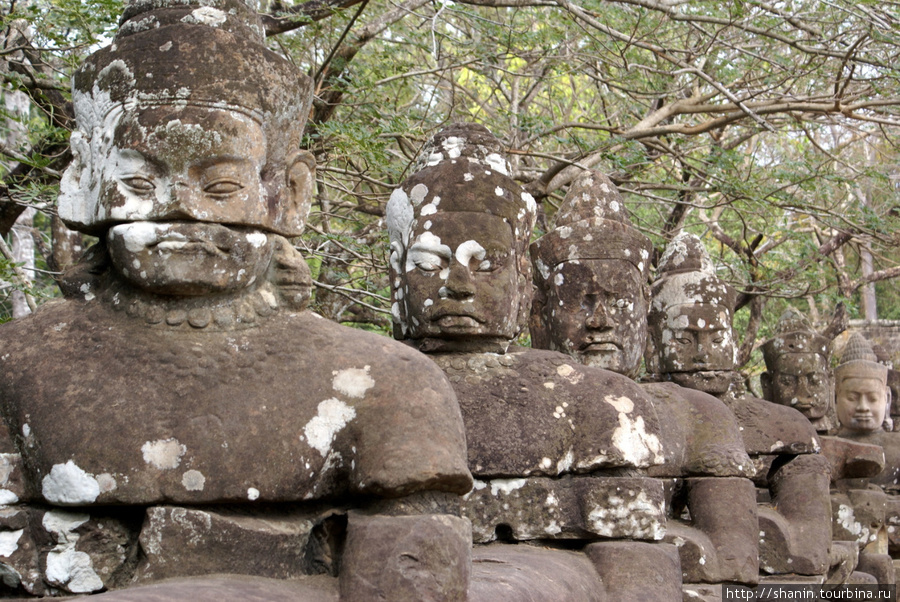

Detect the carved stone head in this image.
[385,124,537,350]
[836,333,891,434]
[761,309,833,420]
[529,169,652,378]
[646,232,737,394]
[58,0,315,296]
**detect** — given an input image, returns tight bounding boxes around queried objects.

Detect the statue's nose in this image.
[586,301,610,329]
[444,262,476,299]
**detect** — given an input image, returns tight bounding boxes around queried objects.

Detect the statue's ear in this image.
[760,372,773,401]
[528,280,548,350]
[286,150,316,223]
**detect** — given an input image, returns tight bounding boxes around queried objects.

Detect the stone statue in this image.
[529,169,760,590]
[388,124,699,601]
[0,1,473,598]
[828,333,900,585]
[759,312,893,584]
[836,334,898,489]
[646,233,833,582]
[761,308,838,434]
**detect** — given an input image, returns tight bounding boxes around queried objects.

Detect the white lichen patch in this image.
[182,6,227,26]
[181,470,205,491]
[455,240,486,266]
[609,409,664,467]
[245,232,268,248]
[303,398,356,456]
[0,490,17,505]
[836,504,868,544]
[604,395,635,414]
[141,438,187,470]
[247,487,260,501]
[332,366,375,399]
[42,461,100,505]
[0,529,22,557]
[95,473,117,494]
[556,449,574,474]
[43,510,103,594]
[585,489,665,539]
[556,364,584,385]
[489,478,528,496]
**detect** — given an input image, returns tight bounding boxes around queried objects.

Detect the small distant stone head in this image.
[529,169,652,378]
[835,333,891,434]
[58,0,315,296]
[646,232,737,395]
[761,309,833,420]
[385,124,537,350]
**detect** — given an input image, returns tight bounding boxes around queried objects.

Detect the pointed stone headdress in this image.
[761,308,831,368]
[648,232,736,319]
[60,0,313,236]
[529,169,652,283]
[835,333,888,385]
[645,232,736,374]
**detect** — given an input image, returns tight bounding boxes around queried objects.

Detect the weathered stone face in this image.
[540,259,647,376]
[763,353,831,419]
[386,123,536,347]
[837,376,888,434]
[96,106,267,224]
[59,1,314,237]
[656,303,735,394]
[402,212,520,341]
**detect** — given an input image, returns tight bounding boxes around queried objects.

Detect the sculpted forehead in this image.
[411,211,515,250]
[771,353,826,375]
[113,106,267,166]
[663,304,730,331]
[838,376,887,395]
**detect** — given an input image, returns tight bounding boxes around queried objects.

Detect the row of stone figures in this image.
[0,1,897,600]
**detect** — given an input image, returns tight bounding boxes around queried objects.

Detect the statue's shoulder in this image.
[285,311,456,389]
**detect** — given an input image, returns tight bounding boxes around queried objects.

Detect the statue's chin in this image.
[670,370,733,395]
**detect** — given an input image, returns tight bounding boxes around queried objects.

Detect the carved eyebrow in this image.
[192,155,254,168]
[115,148,166,174]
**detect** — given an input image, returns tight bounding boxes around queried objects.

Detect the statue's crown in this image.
[649,232,735,316]
[761,308,831,367]
[530,169,652,281]
[835,333,888,384]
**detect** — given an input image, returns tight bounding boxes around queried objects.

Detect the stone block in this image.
[469,544,605,602]
[686,477,758,584]
[83,574,338,601]
[825,540,859,585]
[136,506,319,582]
[584,541,681,602]
[340,512,470,602]
[463,475,665,543]
[832,489,888,553]
[819,436,885,481]
[856,552,895,586]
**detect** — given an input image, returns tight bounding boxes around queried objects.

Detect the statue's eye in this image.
[121,176,155,193]
[414,255,444,272]
[204,180,244,195]
[675,336,692,345]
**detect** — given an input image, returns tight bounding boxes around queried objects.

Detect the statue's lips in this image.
[433,313,483,328]
[151,235,231,256]
[582,341,620,352]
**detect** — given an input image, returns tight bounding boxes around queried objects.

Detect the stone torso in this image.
[429,345,668,478]
[0,299,471,505]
